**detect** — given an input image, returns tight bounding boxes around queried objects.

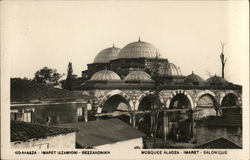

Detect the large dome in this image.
[124,71,153,81]
[94,45,121,63]
[90,70,121,80]
[117,39,161,59]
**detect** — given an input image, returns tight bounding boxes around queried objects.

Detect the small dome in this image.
[206,75,228,84]
[94,46,121,63]
[90,70,121,80]
[124,71,152,81]
[118,39,161,59]
[159,63,182,76]
[185,72,204,82]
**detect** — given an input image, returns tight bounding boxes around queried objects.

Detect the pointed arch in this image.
[194,90,218,108]
[166,90,194,110]
[134,92,164,111]
[97,90,133,113]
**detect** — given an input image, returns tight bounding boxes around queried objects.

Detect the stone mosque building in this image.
[79,38,242,142]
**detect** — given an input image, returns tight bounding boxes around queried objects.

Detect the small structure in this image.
[57,118,145,149]
[11,78,94,125]
[195,137,242,149]
[11,121,77,149]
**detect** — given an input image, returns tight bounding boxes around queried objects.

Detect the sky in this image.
[1,1,249,84]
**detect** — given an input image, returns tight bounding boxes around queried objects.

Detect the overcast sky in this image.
[2,1,248,84]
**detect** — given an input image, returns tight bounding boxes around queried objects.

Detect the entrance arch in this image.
[168,93,193,141]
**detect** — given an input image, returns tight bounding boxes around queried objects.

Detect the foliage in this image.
[64,62,75,90]
[33,67,63,87]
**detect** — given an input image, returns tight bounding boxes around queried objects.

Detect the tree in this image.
[63,62,77,90]
[220,42,227,79]
[33,67,63,87]
[151,53,164,148]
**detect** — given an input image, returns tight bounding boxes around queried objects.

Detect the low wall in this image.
[11,132,76,149]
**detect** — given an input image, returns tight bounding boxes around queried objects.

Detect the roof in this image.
[185,72,204,83]
[90,70,121,81]
[118,39,161,59]
[57,118,145,147]
[206,75,229,84]
[158,62,182,76]
[11,121,77,142]
[11,78,89,102]
[195,137,242,149]
[124,71,153,81]
[94,46,121,63]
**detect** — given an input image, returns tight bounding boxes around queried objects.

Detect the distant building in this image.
[11,121,77,149]
[58,118,145,149]
[11,98,93,125]
[10,78,94,125]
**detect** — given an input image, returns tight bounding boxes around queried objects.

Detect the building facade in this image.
[79,39,242,143]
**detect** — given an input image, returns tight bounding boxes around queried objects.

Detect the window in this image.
[23,112,32,122]
[87,103,92,110]
[77,107,83,116]
[11,110,20,121]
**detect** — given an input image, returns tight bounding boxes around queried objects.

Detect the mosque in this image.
[79,38,242,142]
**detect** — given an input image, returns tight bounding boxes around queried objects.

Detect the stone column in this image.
[84,106,88,122]
[151,113,154,131]
[132,114,136,128]
[190,110,194,138]
[163,110,169,142]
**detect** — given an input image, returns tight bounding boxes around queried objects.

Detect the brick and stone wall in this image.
[11,132,76,149]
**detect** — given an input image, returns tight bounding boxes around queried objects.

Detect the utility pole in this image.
[220,42,227,79]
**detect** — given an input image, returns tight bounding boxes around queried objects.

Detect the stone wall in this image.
[195,126,242,146]
[11,132,76,149]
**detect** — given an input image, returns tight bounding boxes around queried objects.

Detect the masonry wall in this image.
[195,126,242,146]
[11,132,76,149]
[96,138,143,149]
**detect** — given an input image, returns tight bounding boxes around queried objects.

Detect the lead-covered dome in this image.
[90,70,121,80]
[118,39,161,59]
[94,45,121,63]
[185,72,204,83]
[159,62,182,76]
[206,75,229,85]
[124,71,153,81]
